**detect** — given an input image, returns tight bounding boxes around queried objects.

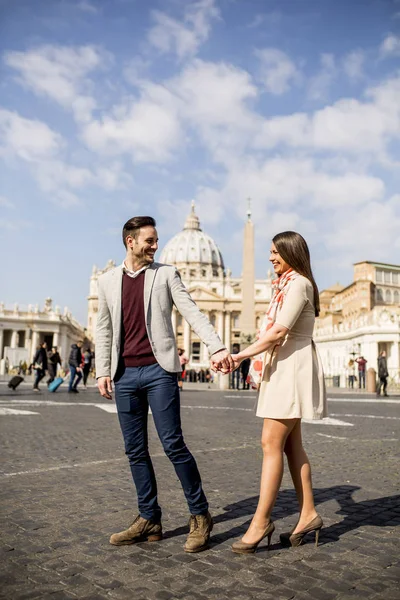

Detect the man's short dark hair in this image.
[122,216,156,248]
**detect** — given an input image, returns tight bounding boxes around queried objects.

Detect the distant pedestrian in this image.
[33,342,48,392]
[47,346,62,385]
[376,351,389,397]
[68,341,83,394]
[240,358,251,390]
[355,356,368,389]
[348,359,356,389]
[82,347,94,388]
[231,344,241,389]
[178,348,188,391]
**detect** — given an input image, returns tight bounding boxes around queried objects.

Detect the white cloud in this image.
[343,50,364,80]
[171,59,257,127]
[247,12,281,29]
[255,48,300,95]
[82,83,184,162]
[308,53,336,101]
[255,48,300,96]
[195,156,385,230]
[76,0,99,13]
[379,33,400,57]
[147,0,219,59]
[0,195,15,209]
[325,197,400,259]
[4,44,108,122]
[0,108,62,161]
[254,75,400,156]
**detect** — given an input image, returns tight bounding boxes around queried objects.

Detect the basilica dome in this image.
[159,202,225,278]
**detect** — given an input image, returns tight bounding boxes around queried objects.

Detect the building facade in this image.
[0,298,86,374]
[86,205,400,386]
[87,202,273,369]
[315,262,400,386]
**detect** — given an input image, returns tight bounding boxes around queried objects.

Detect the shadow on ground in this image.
[164,485,400,549]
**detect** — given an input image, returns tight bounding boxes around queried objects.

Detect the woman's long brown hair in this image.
[272,231,320,316]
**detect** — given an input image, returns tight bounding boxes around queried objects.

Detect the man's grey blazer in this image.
[95,262,225,380]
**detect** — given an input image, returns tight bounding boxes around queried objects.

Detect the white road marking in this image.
[316,433,398,442]
[0,407,40,416]
[94,404,117,413]
[304,417,354,427]
[316,433,348,440]
[0,400,354,425]
[330,413,400,421]
[224,395,400,404]
[1,442,258,479]
[328,397,400,404]
[182,405,253,412]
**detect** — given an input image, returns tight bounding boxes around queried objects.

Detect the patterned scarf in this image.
[247,268,299,389]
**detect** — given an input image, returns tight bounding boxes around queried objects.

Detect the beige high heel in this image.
[231,521,275,554]
[280,514,323,548]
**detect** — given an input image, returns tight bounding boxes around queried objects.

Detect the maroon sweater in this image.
[121,272,157,367]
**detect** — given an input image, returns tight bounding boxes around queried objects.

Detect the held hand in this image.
[98,376,113,399]
[210,349,234,374]
[231,355,244,371]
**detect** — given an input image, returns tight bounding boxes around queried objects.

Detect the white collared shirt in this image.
[122,262,149,279]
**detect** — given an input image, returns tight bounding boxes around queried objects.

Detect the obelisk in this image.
[240,199,255,343]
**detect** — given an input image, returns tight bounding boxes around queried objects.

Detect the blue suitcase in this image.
[48,377,64,392]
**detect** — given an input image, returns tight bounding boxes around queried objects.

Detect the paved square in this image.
[0,384,399,600]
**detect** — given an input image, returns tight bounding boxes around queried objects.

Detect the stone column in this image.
[53,331,59,348]
[183,320,191,359]
[0,328,3,360]
[30,331,39,363]
[217,311,224,344]
[240,201,255,340]
[389,341,400,382]
[224,312,231,352]
[11,330,18,349]
[201,311,209,364]
[24,330,31,350]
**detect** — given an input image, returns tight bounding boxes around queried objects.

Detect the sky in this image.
[0,0,400,325]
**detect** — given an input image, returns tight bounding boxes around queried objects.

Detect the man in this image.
[376,351,389,397]
[240,357,251,390]
[82,347,94,388]
[33,342,48,392]
[230,344,241,389]
[355,355,367,389]
[47,346,62,385]
[96,216,232,553]
[68,341,83,394]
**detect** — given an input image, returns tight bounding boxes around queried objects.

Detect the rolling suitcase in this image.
[8,376,24,390]
[48,377,64,393]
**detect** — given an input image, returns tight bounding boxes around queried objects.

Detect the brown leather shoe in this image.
[109,515,163,546]
[184,511,213,553]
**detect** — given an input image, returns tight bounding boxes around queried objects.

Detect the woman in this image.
[230,231,327,553]
[348,359,356,389]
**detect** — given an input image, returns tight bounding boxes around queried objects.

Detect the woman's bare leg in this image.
[284,420,318,533]
[241,418,297,544]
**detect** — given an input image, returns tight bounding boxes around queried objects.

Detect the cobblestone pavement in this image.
[0,385,399,600]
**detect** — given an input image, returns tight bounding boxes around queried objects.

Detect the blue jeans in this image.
[358,371,366,389]
[68,365,82,391]
[33,368,45,389]
[114,363,208,521]
[231,369,240,389]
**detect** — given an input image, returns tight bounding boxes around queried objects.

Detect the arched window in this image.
[385,289,392,303]
[393,290,399,305]
[376,288,383,302]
